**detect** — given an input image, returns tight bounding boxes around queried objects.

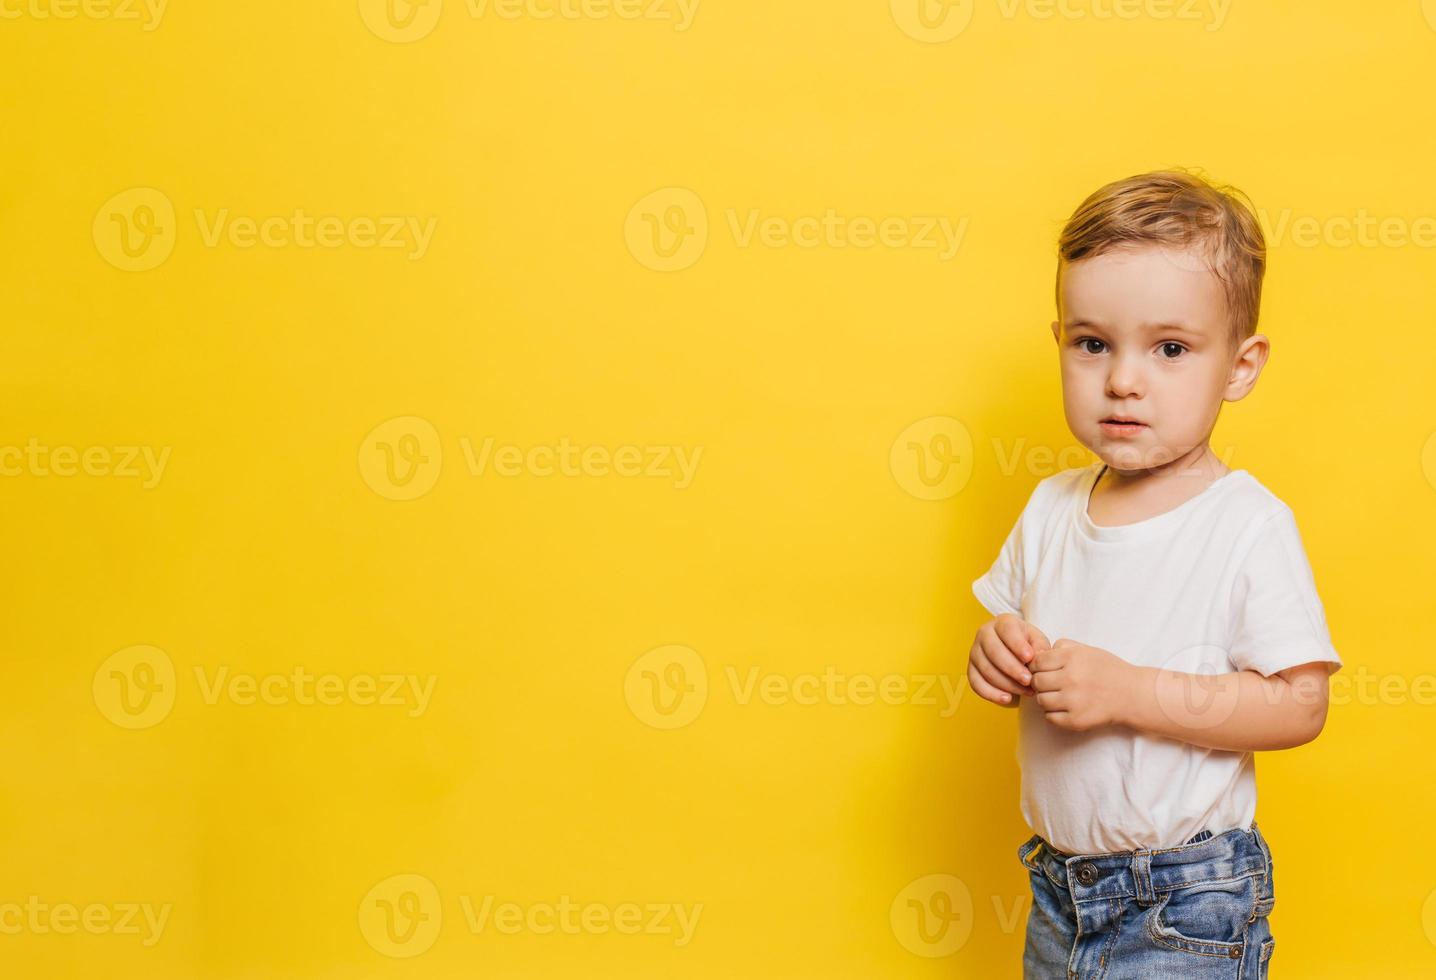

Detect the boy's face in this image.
[1051,244,1265,474]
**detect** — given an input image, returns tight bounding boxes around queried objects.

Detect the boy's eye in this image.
[1074,338,1186,358]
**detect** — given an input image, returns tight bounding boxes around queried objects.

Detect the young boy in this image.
[969,170,1342,979]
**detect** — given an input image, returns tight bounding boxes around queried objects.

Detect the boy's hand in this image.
[968,613,1050,706]
[1029,639,1136,731]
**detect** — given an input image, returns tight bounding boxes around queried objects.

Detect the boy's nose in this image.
[1105,358,1144,398]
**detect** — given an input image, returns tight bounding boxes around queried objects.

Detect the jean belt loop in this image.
[1131,847,1156,907]
[1019,837,1041,872]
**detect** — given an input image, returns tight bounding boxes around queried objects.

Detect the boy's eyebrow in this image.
[1065,318,1206,336]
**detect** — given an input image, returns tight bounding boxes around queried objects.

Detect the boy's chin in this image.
[1088,444,1181,474]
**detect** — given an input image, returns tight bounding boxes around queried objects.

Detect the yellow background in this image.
[3,0,1434,976]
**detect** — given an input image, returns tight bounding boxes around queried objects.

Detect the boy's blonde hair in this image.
[1056,169,1266,349]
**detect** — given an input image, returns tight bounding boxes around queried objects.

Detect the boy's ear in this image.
[1224,333,1270,401]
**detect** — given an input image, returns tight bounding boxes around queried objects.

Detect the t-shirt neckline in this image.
[1077,462,1249,543]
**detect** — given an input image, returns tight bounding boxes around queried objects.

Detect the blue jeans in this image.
[1018,823,1276,978]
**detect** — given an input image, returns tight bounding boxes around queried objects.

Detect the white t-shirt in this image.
[971,462,1343,854]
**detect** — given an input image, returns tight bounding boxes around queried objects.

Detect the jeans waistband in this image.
[1018,823,1271,906]
[1036,827,1215,861]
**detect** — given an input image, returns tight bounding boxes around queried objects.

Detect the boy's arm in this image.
[1118,661,1330,752]
[1028,640,1331,752]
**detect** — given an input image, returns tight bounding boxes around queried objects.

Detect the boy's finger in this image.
[1025,621,1053,653]
[1029,669,1060,693]
[967,663,1015,705]
[1030,647,1063,672]
[973,653,1030,698]
[980,633,1034,688]
[995,616,1034,662]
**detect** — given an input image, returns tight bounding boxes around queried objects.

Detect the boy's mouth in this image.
[1099,417,1147,435]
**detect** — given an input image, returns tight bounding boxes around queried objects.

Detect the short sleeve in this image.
[1227,507,1342,677]
[972,480,1048,618]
